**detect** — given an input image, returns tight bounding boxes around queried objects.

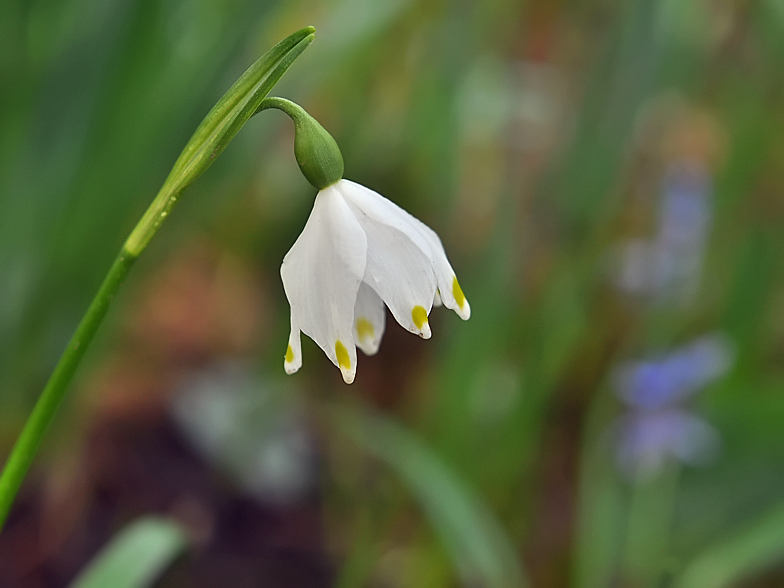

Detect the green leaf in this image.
[329,404,529,588]
[68,516,189,588]
[674,499,784,588]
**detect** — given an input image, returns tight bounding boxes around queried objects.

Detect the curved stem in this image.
[256,96,308,121]
[0,26,315,533]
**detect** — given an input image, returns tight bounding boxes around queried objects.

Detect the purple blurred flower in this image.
[659,163,712,250]
[613,334,733,409]
[615,409,721,480]
[612,333,733,480]
[654,162,712,301]
[616,161,713,304]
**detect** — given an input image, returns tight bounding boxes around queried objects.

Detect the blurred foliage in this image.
[3,0,784,586]
[69,517,188,588]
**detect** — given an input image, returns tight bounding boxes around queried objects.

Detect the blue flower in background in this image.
[653,163,713,302]
[616,161,713,305]
[614,334,733,409]
[612,333,733,480]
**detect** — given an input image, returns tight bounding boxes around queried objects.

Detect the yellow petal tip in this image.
[335,340,351,370]
[452,276,466,309]
[356,317,374,341]
[412,305,429,330]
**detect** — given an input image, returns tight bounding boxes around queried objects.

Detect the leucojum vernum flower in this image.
[259,97,470,383]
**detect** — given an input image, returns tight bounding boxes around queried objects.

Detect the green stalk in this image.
[0,251,136,529]
[0,26,315,532]
[620,465,681,587]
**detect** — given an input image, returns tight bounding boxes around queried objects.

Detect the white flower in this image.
[281,179,470,384]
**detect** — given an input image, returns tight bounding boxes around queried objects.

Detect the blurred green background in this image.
[2,0,784,586]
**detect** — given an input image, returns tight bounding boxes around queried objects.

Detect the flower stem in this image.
[0,249,136,530]
[620,465,680,586]
[0,25,315,533]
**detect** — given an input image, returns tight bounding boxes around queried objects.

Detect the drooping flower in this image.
[258,97,470,383]
[281,179,470,383]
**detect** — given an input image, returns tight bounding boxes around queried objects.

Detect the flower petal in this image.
[339,179,470,322]
[336,180,436,338]
[280,185,367,383]
[284,319,302,375]
[407,216,471,320]
[353,282,386,355]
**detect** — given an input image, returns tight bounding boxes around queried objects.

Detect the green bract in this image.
[257,97,344,190]
[125,26,315,256]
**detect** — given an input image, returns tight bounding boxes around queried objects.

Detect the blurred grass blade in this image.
[674,500,784,588]
[68,516,189,588]
[329,404,529,588]
[572,395,627,588]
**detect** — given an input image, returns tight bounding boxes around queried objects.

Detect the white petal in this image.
[339,179,470,322]
[433,289,443,307]
[407,214,471,320]
[280,186,367,384]
[353,282,386,355]
[336,180,436,339]
[284,318,302,375]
